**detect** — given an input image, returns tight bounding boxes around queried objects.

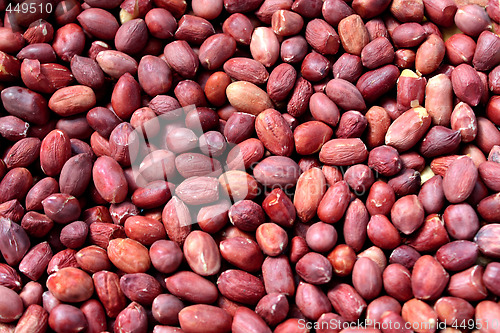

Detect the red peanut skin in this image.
[267,63,297,103]
[205,72,232,107]
[115,19,148,55]
[232,306,271,333]
[296,252,333,285]
[4,0,500,331]
[46,267,94,303]
[263,188,296,227]
[385,107,431,152]
[0,168,33,205]
[255,109,294,157]
[166,271,218,304]
[262,255,295,296]
[383,264,413,302]
[418,175,445,214]
[183,230,221,276]
[407,214,449,253]
[327,283,367,322]
[223,13,253,44]
[255,293,289,326]
[309,92,341,127]
[344,199,370,252]
[217,269,265,305]
[48,304,88,333]
[388,167,421,196]
[294,121,333,155]
[220,237,264,272]
[357,64,399,103]
[77,8,119,40]
[199,33,237,70]
[124,216,167,246]
[48,85,96,117]
[317,181,350,224]
[352,257,383,300]
[367,215,401,250]
[436,240,479,272]
[81,299,107,333]
[114,302,148,333]
[294,168,326,223]
[295,282,332,321]
[179,305,232,333]
[93,271,128,318]
[443,156,478,204]
[328,244,356,277]
[0,285,24,323]
[120,273,162,306]
[92,156,128,204]
[366,181,396,216]
[59,154,93,197]
[111,73,141,120]
[1,87,50,125]
[40,129,72,177]
[412,255,450,301]
[391,195,425,235]
[0,216,31,266]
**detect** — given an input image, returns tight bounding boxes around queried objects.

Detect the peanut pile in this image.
[0,0,500,332]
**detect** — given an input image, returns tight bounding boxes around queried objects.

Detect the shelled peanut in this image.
[1,0,500,332]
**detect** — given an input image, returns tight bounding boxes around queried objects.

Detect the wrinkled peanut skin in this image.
[1,0,500,331]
